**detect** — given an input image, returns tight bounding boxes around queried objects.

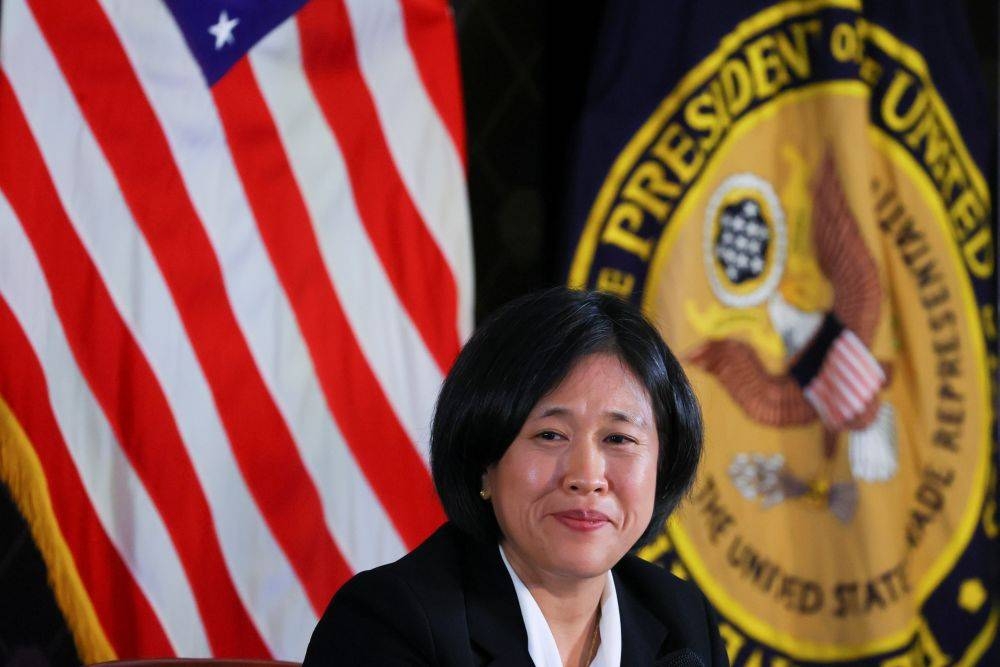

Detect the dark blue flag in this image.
[566,1,997,664]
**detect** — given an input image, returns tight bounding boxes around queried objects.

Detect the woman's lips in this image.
[552,509,610,531]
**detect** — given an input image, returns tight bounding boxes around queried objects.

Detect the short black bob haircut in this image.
[430,287,703,548]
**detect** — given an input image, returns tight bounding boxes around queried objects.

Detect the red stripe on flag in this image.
[826,347,868,398]
[27,0,351,611]
[826,361,865,412]
[839,333,884,386]
[0,297,173,658]
[0,75,269,657]
[214,60,445,547]
[297,0,460,373]
[398,0,467,161]
[812,373,848,427]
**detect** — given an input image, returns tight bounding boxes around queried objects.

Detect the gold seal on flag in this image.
[569,0,996,662]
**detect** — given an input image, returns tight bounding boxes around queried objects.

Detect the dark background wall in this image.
[452,0,608,319]
[0,1,995,663]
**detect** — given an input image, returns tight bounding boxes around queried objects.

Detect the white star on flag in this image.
[208,10,240,51]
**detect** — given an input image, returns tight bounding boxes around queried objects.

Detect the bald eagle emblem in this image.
[689,152,895,523]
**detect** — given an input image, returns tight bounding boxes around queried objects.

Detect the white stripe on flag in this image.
[839,331,885,386]
[0,188,209,656]
[344,0,475,340]
[98,0,409,574]
[823,360,865,415]
[2,3,317,653]
[250,18,444,463]
[827,344,873,397]
[829,341,872,395]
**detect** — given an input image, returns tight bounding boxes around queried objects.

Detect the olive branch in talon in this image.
[727,452,858,523]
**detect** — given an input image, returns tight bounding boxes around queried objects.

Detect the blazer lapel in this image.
[461,537,533,666]
[616,570,670,665]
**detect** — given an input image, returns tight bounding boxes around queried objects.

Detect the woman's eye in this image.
[536,431,562,441]
[606,433,636,445]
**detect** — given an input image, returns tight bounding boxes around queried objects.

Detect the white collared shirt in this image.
[499,545,622,667]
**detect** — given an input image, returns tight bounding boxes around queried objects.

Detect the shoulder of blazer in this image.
[304,523,472,666]
[392,523,534,665]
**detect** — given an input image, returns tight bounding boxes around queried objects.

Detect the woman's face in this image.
[483,353,659,585]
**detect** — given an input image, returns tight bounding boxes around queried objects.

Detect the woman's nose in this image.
[562,441,607,494]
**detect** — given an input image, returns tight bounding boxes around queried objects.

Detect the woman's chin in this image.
[542,547,619,581]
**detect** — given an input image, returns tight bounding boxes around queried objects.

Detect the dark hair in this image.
[430,287,703,548]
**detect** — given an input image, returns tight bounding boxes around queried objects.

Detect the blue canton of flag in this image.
[165,0,308,84]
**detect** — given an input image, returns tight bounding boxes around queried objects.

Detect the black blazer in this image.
[304,523,728,666]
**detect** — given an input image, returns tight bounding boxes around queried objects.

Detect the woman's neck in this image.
[503,545,605,666]
[530,583,602,667]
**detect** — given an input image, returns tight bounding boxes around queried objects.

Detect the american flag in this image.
[0,0,472,660]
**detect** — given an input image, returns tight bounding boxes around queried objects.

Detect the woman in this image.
[304,288,726,666]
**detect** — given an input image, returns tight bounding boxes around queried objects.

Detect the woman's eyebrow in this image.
[532,406,647,427]
[606,410,648,427]
[533,406,570,419]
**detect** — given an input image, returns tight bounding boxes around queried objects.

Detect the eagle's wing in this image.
[688,339,816,426]
[811,153,881,345]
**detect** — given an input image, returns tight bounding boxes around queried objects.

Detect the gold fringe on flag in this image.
[0,394,115,663]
